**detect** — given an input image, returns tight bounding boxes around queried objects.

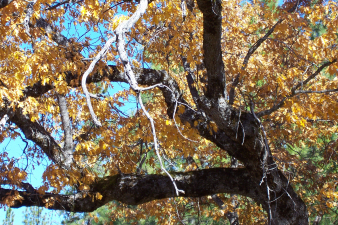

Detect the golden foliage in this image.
[0,0,338,223]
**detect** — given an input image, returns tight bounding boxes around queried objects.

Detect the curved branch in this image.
[3,168,256,211]
[257,59,337,117]
[81,36,117,127]
[21,66,183,118]
[242,20,284,68]
[7,108,71,169]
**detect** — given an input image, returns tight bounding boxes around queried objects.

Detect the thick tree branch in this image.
[182,56,200,108]
[1,167,308,224]
[0,0,13,8]
[7,107,71,169]
[196,0,226,99]
[0,3,311,222]
[3,168,256,211]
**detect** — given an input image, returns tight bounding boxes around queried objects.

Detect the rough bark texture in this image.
[7,168,254,211]
[0,0,315,224]
[0,0,13,8]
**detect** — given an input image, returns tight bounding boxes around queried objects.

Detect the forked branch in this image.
[114,0,184,195]
[257,59,337,117]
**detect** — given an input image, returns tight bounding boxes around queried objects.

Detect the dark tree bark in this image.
[3,0,333,224]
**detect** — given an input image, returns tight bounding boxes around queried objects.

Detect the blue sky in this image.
[0,4,139,222]
[0,84,136,224]
[1,0,290,223]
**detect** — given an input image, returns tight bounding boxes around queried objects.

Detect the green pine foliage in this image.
[2,208,15,225]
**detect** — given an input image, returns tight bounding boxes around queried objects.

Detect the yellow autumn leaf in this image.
[111,15,129,30]
[96,192,103,200]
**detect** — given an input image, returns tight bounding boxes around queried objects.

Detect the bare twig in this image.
[295,88,338,94]
[236,107,245,145]
[291,60,337,94]
[137,94,184,196]
[229,19,283,105]
[242,19,284,68]
[267,38,316,66]
[46,0,71,10]
[172,99,198,143]
[160,83,198,142]
[229,0,301,105]
[257,59,337,117]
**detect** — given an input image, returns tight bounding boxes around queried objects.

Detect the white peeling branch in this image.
[115,14,147,89]
[294,88,338,94]
[181,0,187,21]
[56,94,73,166]
[115,0,184,196]
[81,36,117,127]
[24,0,37,38]
[0,114,9,131]
[137,94,184,196]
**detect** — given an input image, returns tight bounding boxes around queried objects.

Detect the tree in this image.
[2,207,15,225]
[0,0,338,224]
[23,206,51,225]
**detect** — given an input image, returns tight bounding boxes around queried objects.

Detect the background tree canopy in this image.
[0,0,338,224]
